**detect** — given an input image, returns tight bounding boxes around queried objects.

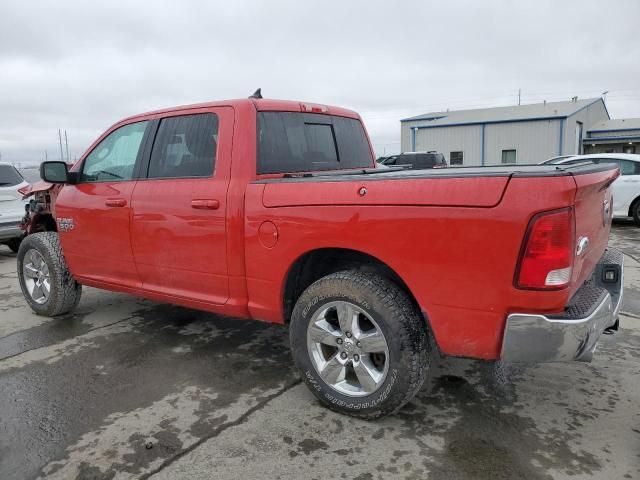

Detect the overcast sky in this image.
[2,0,640,165]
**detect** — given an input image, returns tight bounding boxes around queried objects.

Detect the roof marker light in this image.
[300,103,328,113]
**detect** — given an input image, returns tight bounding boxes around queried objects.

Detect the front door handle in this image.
[105,198,127,207]
[191,199,220,210]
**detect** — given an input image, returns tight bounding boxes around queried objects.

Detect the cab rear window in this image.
[257,112,373,174]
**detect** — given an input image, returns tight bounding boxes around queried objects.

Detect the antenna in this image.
[58,129,64,161]
[249,88,263,99]
[64,130,69,162]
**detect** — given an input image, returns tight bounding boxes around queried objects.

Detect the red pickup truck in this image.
[17,95,623,418]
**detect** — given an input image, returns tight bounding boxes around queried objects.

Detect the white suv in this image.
[0,163,29,252]
[541,153,640,226]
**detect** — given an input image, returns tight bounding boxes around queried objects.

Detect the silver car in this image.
[0,163,29,252]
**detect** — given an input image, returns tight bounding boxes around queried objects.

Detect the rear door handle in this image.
[105,198,127,207]
[191,199,220,210]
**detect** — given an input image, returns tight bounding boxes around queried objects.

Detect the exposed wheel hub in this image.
[307,300,390,397]
[22,249,50,305]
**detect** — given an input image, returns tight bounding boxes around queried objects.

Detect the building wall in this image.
[399,99,610,165]
[409,125,483,166]
[563,100,609,155]
[483,120,561,165]
[401,119,561,165]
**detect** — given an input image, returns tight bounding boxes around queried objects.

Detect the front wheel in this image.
[290,270,429,419]
[17,232,82,316]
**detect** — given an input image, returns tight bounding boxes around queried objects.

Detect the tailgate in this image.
[569,165,619,297]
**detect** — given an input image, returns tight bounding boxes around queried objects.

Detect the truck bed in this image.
[256,162,617,182]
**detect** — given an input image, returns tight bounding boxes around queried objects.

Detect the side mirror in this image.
[40,161,77,184]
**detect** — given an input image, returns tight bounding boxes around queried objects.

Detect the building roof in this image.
[401,98,604,126]
[587,118,640,132]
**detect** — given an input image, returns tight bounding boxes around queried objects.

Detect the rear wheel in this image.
[17,232,82,316]
[632,200,640,227]
[290,270,429,419]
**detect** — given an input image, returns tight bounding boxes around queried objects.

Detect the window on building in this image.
[623,145,636,154]
[501,149,517,164]
[450,151,463,166]
[147,114,218,179]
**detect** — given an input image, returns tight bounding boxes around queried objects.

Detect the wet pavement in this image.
[1,222,639,479]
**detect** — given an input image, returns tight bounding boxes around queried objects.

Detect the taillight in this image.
[515,207,575,290]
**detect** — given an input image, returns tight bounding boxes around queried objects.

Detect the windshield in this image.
[0,164,25,187]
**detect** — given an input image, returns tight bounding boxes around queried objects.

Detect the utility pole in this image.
[58,129,64,161]
[64,130,69,162]
[45,150,48,161]
[518,88,521,106]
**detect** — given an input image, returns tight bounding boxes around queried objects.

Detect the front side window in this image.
[0,164,25,186]
[501,149,517,164]
[257,112,372,174]
[147,113,219,179]
[450,151,463,166]
[81,121,148,182]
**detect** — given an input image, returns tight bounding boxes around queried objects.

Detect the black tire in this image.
[632,200,640,227]
[6,237,22,253]
[17,232,82,316]
[290,270,429,419]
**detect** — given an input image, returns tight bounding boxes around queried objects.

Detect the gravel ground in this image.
[0,222,639,479]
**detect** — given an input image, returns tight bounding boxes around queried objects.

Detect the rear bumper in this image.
[501,248,624,363]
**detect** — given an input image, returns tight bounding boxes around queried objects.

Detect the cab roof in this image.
[120,98,361,125]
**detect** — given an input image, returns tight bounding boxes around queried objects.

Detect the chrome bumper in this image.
[501,248,624,363]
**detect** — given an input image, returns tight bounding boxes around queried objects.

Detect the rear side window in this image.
[395,153,446,169]
[0,164,24,186]
[613,159,637,175]
[148,113,218,179]
[257,112,373,174]
[415,153,446,168]
[592,159,638,175]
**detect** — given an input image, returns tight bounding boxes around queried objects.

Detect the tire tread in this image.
[290,270,429,419]
[17,232,81,316]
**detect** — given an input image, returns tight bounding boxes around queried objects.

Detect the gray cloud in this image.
[1,0,639,164]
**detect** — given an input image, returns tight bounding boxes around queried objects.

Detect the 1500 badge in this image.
[57,217,75,232]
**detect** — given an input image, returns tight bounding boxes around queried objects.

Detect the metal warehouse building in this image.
[400,98,609,166]
[584,118,640,155]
